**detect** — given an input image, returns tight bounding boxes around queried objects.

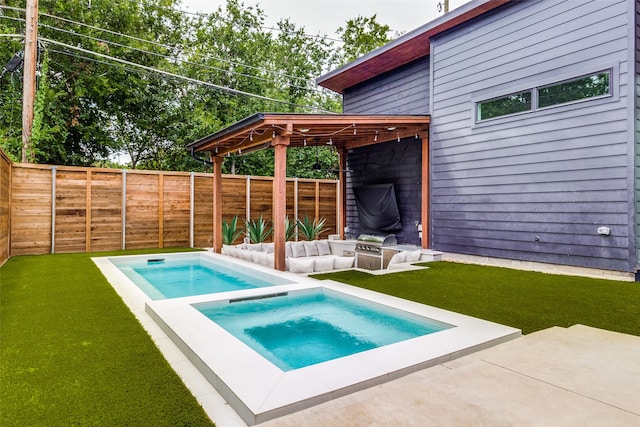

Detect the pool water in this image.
[110,255,293,300]
[196,289,454,371]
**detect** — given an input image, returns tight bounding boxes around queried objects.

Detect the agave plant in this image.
[285,216,297,241]
[221,215,244,245]
[297,216,328,241]
[245,214,273,243]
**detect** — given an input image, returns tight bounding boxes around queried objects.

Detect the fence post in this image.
[50,166,56,254]
[121,170,127,250]
[158,174,164,248]
[85,170,92,253]
[246,175,251,221]
[190,172,194,248]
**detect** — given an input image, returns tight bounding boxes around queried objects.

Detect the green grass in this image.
[3,254,639,426]
[0,249,214,427]
[314,262,640,336]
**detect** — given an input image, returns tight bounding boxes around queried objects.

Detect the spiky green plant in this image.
[297,215,328,240]
[285,216,298,241]
[222,215,244,245]
[245,214,273,243]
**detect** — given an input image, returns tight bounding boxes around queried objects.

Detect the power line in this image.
[32,20,323,94]
[39,37,334,113]
[1,4,340,84]
[37,10,319,86]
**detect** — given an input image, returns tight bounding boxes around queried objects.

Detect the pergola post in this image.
[272,129,291,271]
[212,155,224,253]
[338,147,347,239]
[420,132,429,249]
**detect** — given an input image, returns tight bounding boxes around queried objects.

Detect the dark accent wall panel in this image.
[430,0,634,271]
[343,56,430,115]
[345,139,422,245]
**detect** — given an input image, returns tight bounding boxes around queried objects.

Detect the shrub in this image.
[297,216,328,240]
[245,214,273,243]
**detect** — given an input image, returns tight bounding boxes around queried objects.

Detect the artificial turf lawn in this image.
[0,249,214,427]
[314,262,640,336]
[3,254,639,426]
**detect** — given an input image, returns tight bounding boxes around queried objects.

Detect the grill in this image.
[355,234,398,270]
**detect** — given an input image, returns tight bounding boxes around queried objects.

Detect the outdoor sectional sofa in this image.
[222,240,355,273]
[222,239,440,273]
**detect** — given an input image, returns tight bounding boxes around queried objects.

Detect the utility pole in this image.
[22,0,38,163]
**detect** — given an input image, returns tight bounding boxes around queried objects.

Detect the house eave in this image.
[316,0,511,94]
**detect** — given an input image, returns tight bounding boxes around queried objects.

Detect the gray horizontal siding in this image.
[430,0,634,272]
[343,57,430,114]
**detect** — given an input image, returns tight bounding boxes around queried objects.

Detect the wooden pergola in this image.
[188,113,431,271]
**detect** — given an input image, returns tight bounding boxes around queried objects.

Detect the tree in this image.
[1,0,386,175]
[336,15,394,65]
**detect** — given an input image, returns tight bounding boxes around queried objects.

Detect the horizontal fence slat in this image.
[3,160,337,256]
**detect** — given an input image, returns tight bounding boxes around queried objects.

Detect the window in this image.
[477,91,532,121]
[538,71,610,108]
[475,69,612,123]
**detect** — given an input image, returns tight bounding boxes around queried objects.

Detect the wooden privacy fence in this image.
[0,150,10,265]
[4,162,338,257]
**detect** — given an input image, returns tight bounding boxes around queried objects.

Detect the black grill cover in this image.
[353,184,402,233]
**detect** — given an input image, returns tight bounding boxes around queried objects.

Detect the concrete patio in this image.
[258,324,639,426]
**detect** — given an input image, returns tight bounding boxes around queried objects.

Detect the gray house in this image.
[317,0,640,275]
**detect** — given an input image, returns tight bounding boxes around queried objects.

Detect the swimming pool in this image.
[195,288,454,371]
[107,253,293,299]
[95,252,521,425]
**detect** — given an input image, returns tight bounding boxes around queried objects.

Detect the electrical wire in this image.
[1,4,340,84]
[0,13,322,91]
[38,11,320,86]
[35,21,323,94]
[40,37,334,113]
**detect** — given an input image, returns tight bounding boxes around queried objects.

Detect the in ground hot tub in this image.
[145,280,521,425]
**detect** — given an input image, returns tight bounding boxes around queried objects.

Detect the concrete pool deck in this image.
[260,324,640,426]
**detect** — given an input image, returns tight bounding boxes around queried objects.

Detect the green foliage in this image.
[285,216,297,241]
[222,215,245,245]
[314,262,640,336]
[336,15,394,64]
[0,0,394,172]
[245,214,273,243]
[297,215,328,241]
[478,91,532,121]
[0,250,213,426]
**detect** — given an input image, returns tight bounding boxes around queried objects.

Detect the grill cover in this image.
[353,184,402,233]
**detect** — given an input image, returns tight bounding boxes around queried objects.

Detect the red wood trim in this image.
[272,133,290,271]
[421,133,430,249]
[212,156,224,254]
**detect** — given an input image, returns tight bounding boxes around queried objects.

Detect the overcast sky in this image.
[180,0,473,39]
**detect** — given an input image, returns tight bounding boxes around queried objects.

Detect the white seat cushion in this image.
[303,241,320,257]
[291,241,306,258]
[388,251,407,265]
[316,239,331,256]
[406,250,422,262]
[287,257,315,273]
[314,256,335,272]
[334,256,354,269]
